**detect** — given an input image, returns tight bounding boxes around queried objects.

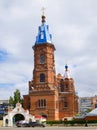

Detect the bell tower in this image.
[32,13,56,90]
[32,15,56,90]
[27,13,59,120]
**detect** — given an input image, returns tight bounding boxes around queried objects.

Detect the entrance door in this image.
[13,114,25,124]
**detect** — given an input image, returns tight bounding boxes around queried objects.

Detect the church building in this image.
[23,13,78,121]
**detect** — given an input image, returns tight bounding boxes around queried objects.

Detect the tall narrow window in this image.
[44,99,46,107]
[40,73,45,82]
[41,99,43,107]
[64,97,68,108]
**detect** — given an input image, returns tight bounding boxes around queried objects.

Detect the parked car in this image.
[16,120,29,127]
[29,122,45,127]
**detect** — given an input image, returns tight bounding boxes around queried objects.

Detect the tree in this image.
[9,96,14,104]
[9,89,23,107]
[14,89,21,104]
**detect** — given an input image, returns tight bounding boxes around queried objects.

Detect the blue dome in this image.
[65,64,68,70]
[35,16,52,44]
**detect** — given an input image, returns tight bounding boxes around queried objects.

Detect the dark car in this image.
[29,122,45,127]
[16,120,30,127]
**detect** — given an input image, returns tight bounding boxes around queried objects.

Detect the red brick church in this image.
[23,13,78,121]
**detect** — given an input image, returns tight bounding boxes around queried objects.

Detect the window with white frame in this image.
[37,99,46,108]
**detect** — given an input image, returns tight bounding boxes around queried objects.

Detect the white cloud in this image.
[0,0,97,100]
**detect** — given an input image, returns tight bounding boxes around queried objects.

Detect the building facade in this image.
[92,95,97,109]
[23,14,78,120]
[0,100,9,119]
[79,97,92,114]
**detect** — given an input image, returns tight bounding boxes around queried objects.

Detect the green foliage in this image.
[9,89,23,107]
[9,96,14,104]
[45,119,97,126]
[86,108,92,113]
[46,120,62,124]
[87,120,97,123]
[14,89,21,104]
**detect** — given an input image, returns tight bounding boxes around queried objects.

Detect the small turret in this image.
[65,64,68,71]
[64,64,70,79]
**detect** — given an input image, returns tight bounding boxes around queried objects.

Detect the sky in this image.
[0,0,97,100]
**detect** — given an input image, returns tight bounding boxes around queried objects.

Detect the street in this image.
[1,127,97,130]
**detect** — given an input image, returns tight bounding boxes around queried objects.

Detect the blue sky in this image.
[0,49,9,62]
[0,0,97,99]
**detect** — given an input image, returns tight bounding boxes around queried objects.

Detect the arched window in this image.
[40,54,45,64]
[44,99,46,107]
[64,101,68,108]
[65,84,68,90]
[40,73,45,82]
[37,99,46,108]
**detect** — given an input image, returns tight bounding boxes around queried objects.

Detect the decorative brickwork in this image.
[23,15,78,121]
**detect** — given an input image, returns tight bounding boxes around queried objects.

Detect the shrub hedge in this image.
[45,120,97,126]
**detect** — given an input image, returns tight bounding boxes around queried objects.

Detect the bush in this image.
[46,120,62,125]
[45,119,97,126]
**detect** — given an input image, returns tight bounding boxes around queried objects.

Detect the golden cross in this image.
[41,7,45,15]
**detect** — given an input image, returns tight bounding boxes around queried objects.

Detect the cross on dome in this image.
[35,9,52,44]
[41,7,45,16]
